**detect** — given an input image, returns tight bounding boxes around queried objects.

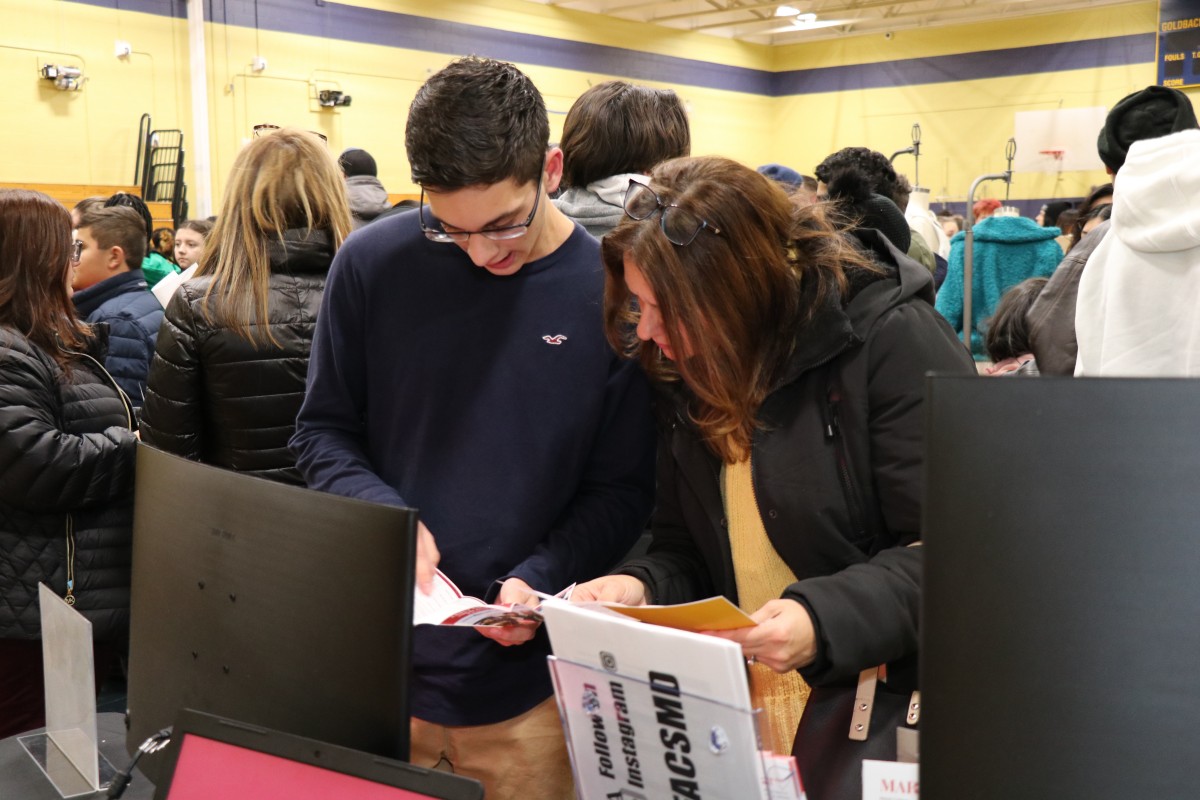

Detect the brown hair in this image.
[560,81,691,189]
[405,56,549,190]
[984,277,1048,362]
[77,205,148,269]
[197,128,351,345]
[0,190,89,363]
[177,218,213,237]
[602,156,875,462]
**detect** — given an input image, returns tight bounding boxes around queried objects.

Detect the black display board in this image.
[922,376,1200,799]
[126,444,417,784]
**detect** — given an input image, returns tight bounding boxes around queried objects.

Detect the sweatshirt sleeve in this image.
[290,247,408,507]
[496,355,656,596]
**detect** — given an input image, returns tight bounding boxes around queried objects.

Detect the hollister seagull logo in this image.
[542,334,568,345]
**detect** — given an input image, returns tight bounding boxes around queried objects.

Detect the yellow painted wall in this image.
[0,0,189,187]
[202,22,775,203]
[769,2,1169,202]
[0,0,1180,216]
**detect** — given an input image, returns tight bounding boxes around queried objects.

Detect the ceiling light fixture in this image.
[793,12,819,26]
[774,4,801,16]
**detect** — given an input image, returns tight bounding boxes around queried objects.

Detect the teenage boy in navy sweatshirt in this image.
[290,57,655,799]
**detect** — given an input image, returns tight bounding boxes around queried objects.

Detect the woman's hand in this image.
[570,575,650,606]
[705,598,817,673]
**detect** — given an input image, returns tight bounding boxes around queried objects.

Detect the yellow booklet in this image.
[599,595,756,632]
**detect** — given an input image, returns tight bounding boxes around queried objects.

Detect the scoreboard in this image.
[1159,0,1200,88]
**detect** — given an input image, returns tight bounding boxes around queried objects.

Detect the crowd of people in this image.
[0,56,1194,799]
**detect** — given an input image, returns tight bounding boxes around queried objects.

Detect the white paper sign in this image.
[862,759,919,800]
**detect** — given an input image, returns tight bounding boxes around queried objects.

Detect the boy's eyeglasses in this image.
[70,240,83,264]
[418,176,542,244]
[623,180,721,246]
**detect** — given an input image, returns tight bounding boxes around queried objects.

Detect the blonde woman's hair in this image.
[198,128,352,344]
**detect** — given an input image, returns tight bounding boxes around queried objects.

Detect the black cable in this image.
[106,728,172,799]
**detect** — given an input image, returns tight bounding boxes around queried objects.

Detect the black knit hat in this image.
[860,193,911,253]
[1097,86,1198,172]
[826,166,911,252]
[338,148,378,178]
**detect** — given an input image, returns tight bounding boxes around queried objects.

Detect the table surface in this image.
[0,713,156,800]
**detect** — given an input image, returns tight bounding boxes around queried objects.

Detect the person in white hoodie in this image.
[1029,85,1197,375]
[553,80,690,238]
[1075,126,1200,376]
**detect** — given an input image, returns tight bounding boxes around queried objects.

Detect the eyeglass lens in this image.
[71,240,83,263]
[419,178,540,243]
[623,182,708,246]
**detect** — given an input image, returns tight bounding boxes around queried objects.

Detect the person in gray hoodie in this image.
[339,147,392,230]
[553,80,690,238]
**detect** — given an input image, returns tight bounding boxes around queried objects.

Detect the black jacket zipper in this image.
[60,347,135,607]
[824,384,868,543]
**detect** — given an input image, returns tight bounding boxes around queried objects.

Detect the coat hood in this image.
[1111,129,1200,254]
[267,229,335,275]
[345,175,392,224]
[553,174,641,237]
[780,228,934,384]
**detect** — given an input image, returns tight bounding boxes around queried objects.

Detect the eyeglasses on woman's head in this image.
[624,180,721,247]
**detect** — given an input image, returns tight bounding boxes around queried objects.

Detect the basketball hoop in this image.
[1039,149,1065,161]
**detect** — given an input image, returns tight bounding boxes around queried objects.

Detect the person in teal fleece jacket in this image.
[936,213,1062,359]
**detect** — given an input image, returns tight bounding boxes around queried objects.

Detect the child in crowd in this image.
[984,277,1048,375]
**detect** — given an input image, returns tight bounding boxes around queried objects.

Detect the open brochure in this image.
[412,569,575,627]
[413,569,758,631]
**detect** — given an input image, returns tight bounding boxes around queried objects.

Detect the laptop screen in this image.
[153,710,482,800]
[164,734,449,800]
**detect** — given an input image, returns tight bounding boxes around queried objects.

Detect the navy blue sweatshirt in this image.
[291,210,656,726]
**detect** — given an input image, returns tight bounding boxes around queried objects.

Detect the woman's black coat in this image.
[141,230,332,485]
[615,233,974,797]
[0,327,137,642]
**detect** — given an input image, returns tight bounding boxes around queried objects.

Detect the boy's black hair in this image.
[405,56,548,190]
[104,191,154,240]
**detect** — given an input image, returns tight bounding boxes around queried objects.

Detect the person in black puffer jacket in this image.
[573,157,974,800]
[141,129,352,484]
[0,189,138,738]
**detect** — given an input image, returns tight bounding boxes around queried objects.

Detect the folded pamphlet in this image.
[412,569,574,627]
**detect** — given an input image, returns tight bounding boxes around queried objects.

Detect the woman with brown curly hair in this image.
[573,156,972,799]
